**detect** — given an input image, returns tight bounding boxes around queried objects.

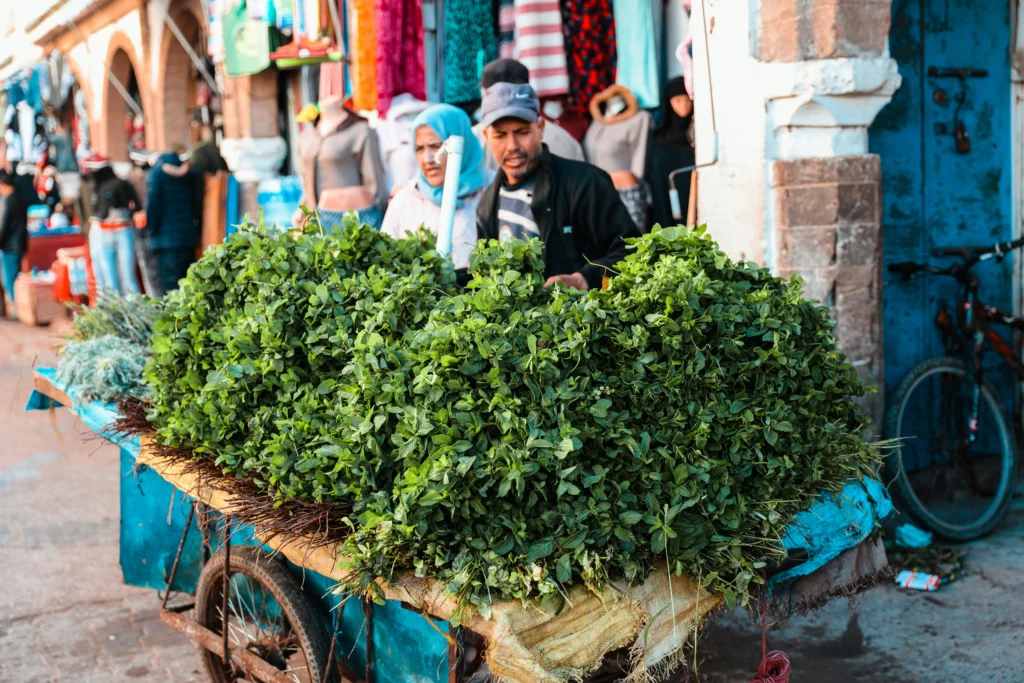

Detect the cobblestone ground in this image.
[0,321,204,683]
[0,319,1021,683]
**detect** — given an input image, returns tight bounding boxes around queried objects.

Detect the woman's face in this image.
[670,94,693,119]
[415,126,446,187]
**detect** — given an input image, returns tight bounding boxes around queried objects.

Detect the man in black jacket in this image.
[476,83,640,290]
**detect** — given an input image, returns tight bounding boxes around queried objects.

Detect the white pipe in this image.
[435,135,465,260]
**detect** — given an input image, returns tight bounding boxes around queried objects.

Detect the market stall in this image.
[27,211,893,682]
[28,366,889,683]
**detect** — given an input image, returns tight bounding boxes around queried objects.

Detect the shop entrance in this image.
[870,0,1014,405]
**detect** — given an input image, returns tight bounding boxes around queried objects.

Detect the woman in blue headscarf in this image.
[381,104,492,269]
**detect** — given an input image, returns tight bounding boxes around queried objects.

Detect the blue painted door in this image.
[871,0,1013,402]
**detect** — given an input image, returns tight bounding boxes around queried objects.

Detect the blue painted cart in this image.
[28,367,892,683]
[29,368,465,683]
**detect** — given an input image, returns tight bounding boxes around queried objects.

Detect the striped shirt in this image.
[497,178,539,244]
[514,0,569,97]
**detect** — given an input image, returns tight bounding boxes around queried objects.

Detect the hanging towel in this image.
[376,0,426,115]
[443,0,497,103]
[513,0,569,97]
[498,0,516,58]
[560,0,617,113]
[613,0,660,108]
[319,61,347,104]
[349,0,378,111]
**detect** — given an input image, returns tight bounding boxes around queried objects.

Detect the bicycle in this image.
[885,237,1023,540]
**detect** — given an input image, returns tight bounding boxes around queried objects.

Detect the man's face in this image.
[0,184,12,197]
[486,118,545,182]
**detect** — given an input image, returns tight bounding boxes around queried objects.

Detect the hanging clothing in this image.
[677,0,695,99]
[498,0,516,58]
[4,103,47,164]
[443,0,497,103]
[560,0,617,114]
[583,110,653,179]
[376,0,426,116]
[613,0,660,108]
[318,61,346,103]
[513,0,569,97]
[376,94,433,193]
[222,4,272,77]
[74,89,91,157]
[349,0,379,111]
[298,110,388,214]
[646,76,694,230]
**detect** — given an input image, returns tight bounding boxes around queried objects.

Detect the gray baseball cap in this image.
[479,82,540,129]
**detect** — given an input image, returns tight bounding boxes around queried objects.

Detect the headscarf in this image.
[411,104,487,207]
[655,76,693,146]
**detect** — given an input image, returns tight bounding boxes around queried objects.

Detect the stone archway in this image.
[103,45,143,162]
[158,4,206,151]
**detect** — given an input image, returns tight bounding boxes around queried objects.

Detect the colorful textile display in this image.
[498,0,516,58]
[560,0,617,113]
[513,0,569,97]
[375,0,426,115]
[613,0,660,108]
[349,0,379,111]
[442,0,497,103]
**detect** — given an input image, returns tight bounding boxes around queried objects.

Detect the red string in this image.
[749,650,791,683]
[748,580,792,683]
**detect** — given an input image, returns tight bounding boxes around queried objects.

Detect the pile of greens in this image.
[145,217,880,614]
[56,290,161,405]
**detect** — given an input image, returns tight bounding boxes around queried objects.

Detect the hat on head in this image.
[480,58,530,89]
[479,82,540,129]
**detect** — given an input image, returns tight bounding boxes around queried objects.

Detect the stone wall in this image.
[771,154,884,421]
[759,0,892,62]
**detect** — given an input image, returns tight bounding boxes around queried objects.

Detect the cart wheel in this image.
[194,545,337,683]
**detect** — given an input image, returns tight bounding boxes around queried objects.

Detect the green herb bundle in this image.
[145,218,881,614]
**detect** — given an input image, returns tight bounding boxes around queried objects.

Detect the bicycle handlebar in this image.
[888,235,1024,282]
[932,236,1024,261]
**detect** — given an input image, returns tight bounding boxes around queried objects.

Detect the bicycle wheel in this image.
[194,545,336,683]
[885,356,1019,540]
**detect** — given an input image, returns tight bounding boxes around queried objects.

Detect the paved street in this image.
[0,321,204,683]
[0,319,1021,683]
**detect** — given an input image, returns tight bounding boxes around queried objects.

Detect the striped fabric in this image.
[498,180,539,243]
[513,0,569,97]
[498,0,516,58]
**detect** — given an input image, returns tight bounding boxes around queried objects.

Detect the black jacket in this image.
[476,147,641,289]
[90,167,141,221]
[0,191,28,255]
[145,153,200,251]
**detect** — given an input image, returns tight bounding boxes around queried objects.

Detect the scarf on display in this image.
[411,104,486,207]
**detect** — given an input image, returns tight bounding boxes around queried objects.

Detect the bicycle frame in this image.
[943,275,1024,443]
